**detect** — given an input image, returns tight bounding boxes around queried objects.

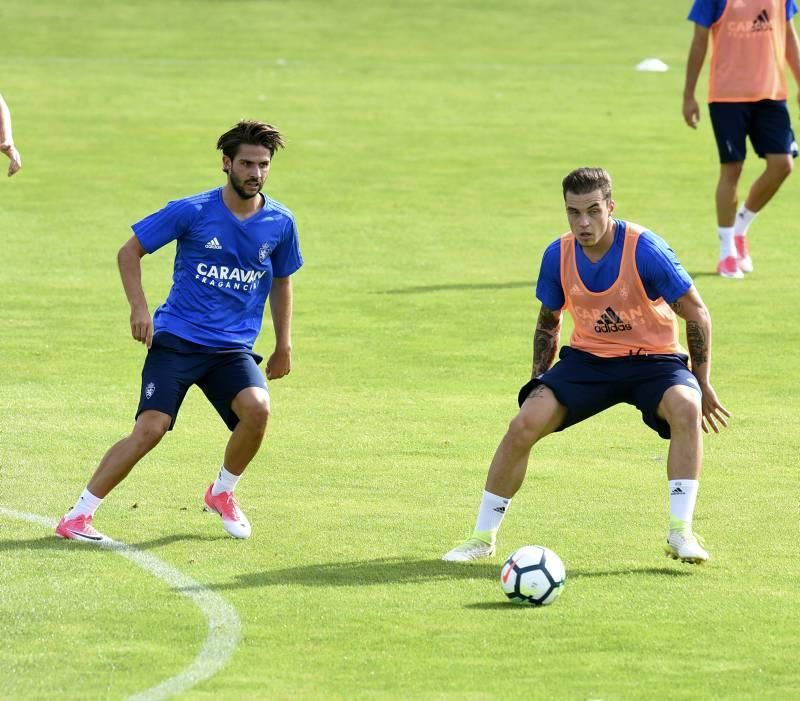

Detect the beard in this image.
[229,171,263,200]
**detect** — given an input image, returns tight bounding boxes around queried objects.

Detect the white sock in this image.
[718,226,735,259]
[211,466,241,496]
[669,479,699,532]
[66,488,103,519]
[734,205,757,237]
[473,490,511,541]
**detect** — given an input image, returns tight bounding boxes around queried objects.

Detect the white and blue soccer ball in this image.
[500,545,566,606]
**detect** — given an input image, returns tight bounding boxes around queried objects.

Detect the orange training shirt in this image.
[560,223,684,358]
[708,0,789,102]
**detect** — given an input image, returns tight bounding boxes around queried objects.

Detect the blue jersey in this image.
[133,187,303,349]
[688,0,797,26]
[535,220,692,311]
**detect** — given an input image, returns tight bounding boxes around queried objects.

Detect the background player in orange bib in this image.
[683,0,800,278]
[443,168,730,565]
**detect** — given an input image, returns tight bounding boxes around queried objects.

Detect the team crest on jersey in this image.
[258,242,271,263]
[145,382,156,399]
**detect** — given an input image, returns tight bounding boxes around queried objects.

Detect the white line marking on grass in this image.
[0,506,241,701]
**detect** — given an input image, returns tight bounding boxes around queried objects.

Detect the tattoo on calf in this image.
[686,320,708,364]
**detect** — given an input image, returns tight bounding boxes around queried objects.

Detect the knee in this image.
[773,156,793,179]
[237,394,271,431]
[663,393,702,434]
[506,413,545,449]
[133,413,170,450]
[720,162,744,185]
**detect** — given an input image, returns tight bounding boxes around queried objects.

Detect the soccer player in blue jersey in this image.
[443,168,729,565]
[56,120,303,542]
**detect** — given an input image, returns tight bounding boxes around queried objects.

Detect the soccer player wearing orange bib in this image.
[443,168,730,565]
[683,0,800,278]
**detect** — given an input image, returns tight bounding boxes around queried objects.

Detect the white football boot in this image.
[665,530,709,564]
[442,536,496,562]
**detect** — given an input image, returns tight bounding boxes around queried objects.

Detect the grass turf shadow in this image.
[183,558,694,592]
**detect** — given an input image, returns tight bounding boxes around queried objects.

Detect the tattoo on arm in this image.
[537,306,561,331]
[669,300,683,316]
[533,305,561,377]
[533,331,556,373]
[686,320,708,365]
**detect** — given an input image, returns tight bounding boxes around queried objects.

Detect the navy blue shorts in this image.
[709,100,797,163]
[136,332,267,431]
[517,347,701,440]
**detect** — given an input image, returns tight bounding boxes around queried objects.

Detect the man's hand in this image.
[0,142,21,176]
[698,380,730,434]
[130,304,153,348]
[266,346,291,380]
[683,96,700,128]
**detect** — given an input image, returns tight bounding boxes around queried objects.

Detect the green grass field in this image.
[2,1,799,699]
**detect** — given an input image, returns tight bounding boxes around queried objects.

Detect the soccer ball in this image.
[500,545,566,606]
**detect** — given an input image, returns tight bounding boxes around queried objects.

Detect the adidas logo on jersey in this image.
[594,306,632,333]
[727,8,772,36]
[751,9,772,32]
[205,237,223,250]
